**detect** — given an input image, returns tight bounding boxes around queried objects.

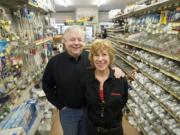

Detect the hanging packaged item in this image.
[0,55,9,79]
[0,86,9,106]
[10,56,23,66]
[0,39,8,52]
[29,48,37,55]
[160,10,168,25]
[0,6,6,19]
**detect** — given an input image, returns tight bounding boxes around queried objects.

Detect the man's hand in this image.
[112,67,125,79]
[61,106,67,111]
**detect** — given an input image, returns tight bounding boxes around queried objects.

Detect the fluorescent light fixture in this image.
[55,0,68,7]
[97,0,103,7]
[63,0,68,7]
[65,0,72,5]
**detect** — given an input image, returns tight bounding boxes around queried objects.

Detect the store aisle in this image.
[122,117,139,135]
[50,110,139,135]
[49,110,63,135]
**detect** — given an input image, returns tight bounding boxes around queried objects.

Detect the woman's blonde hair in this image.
[89,39,116,67]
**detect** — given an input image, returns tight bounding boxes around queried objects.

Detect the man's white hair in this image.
[63,26,85,40]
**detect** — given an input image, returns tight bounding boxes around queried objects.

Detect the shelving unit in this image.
[112,0,179,21]
[116,59,180,135]
[0,0,50,13]
[27,112,43,135]
[109,36,180,62]
[116,50,180,122]
[0,0,28,9]
[110,0,180,135]
[34,37,53,46]
[129,87,177,135]
[112,42,180,100]
[127,104,150,135]
[28,2,48,14]
[0,0,56,134]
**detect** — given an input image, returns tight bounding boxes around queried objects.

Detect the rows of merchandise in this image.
[0,0,58,134]
[108,0,179,135]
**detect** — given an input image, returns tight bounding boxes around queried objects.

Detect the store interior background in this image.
[52,0,137,42]
[0,0,179,135]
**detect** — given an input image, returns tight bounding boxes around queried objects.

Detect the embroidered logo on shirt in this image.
[111,92,123,96]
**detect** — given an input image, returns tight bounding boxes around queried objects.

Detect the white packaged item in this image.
[0,127,25,135]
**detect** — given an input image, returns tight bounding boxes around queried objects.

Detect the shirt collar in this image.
[89,67,114,83]
[65,51,82,61]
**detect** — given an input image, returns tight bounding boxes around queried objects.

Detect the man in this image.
[42,26,124,135]
[102,28,107,39]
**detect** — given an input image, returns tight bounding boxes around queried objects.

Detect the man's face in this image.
[64,30,84,58]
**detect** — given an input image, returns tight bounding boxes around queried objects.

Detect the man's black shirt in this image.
[42,51,90,109]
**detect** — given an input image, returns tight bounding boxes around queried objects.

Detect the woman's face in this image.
[93,49,110,72]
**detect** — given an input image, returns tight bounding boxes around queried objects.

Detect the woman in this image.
[82,39,128,135]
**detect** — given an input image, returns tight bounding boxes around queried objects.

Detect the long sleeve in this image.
[42,59,64,109]
[122,77,128,107]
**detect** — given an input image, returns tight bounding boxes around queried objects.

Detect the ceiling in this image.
[54,0,138,12]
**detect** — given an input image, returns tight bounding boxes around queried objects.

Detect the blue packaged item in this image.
[0,99,39,133]
[0,39,8,52]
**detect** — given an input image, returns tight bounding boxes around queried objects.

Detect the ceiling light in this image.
[55,0,68,7]
[65,0,72,5]
[97,0,103,7]
[63,0,68,7]
[64,0,68,7]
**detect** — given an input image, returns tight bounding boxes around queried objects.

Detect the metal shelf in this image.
[140,70,180,101]
[115,61,180,123]
[0,0,48,14]
[112,0,179,21]
[116,54,138,70]
[114,44,180,100]
[131,85,176,135]
[111,0,180,133]
[126,104,149,135]
[28,2,48,14]
[19,37,53,48]
[114,46,141,61]
[0,68,43,109]
[107,28,125,33]
[0,0,28,9]
[129,94,158,124]
[27,112,42,135]
[138,56,180,82]
[134,75,180,123]
[123,56,180,118]
[33,37,53,46]
[109,36,180,62]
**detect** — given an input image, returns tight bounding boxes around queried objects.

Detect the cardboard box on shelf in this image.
[53,35,63,44]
